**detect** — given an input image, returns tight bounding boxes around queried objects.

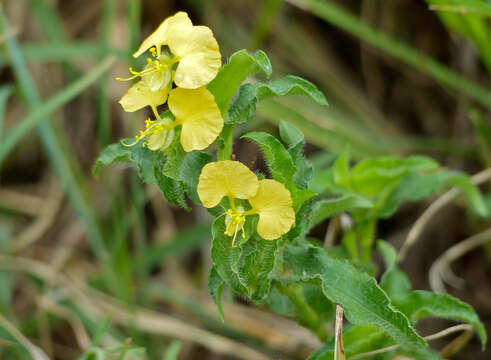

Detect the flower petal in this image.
[168,87,223,152]
[147,118,175,151]
[133,12,192,58]
[119,80,168,112]
[197,160,259,208]
[169,25,221,88]
[248,180,295,240]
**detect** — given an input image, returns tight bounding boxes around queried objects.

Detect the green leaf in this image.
[207,49,271,118]
[279,120,304,151]
[242,131,315,208]
[211,216,248,296]
[350,155,439,199]
[235,237,277,302]
[380,169,488,218]
[178,151,212,205]
[282,241,432,356]
[333,148,351,189]
[92,141,165,184]
[228,75,327,124]
[302,280,335,322]
[377,241,412,300]
[308,325,392,360]
[154,159,189,210]
[394,290,487,349]
[309,195,373,230]
[208,266,226,321]
[279,121,313,189]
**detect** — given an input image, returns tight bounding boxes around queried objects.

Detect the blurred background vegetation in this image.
[0,0,490,359]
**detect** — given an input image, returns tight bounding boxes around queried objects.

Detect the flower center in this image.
[122,117,181,149]
[117,47,179,90]
[225,208,246,246]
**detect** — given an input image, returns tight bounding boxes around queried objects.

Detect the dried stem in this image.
[398,167,491,262]
[334,305,346,360]
[0,254,270,360]
[0,313,50,360]
[429,227,491,293]
[349,324,474,359]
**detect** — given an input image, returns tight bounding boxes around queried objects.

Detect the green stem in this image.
[218,124,235,160]
[358,219,376,264]
[275,282,327,341]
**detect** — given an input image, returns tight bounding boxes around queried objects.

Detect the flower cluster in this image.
[197,161,295,243]
[118,13,296,242]
[118,12,223,152]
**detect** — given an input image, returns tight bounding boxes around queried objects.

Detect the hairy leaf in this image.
[279,121,313,189]
[282,241,432,356]
[154,159,189,210]
[92,141,165,184]
[211,216,248,297]
[394,290,487,348]
[243,131,315,208]
[235,237,277,302]
[179,151,212,205]
[228,75,327,124]
[208,49,271,118]
[208,266,226,321]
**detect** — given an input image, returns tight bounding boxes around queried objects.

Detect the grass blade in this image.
[285,0,491,110]
[0,56,115,164]
[0,4,107,257]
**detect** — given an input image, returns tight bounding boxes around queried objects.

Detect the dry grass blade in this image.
[0,254,270,360]
[398,167,491,262]
[348,324,474,359]
[0,313,50,360]
[429,226,491,293]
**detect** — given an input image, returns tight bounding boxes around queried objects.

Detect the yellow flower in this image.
[128,12,221,90]
[119,80,169,112]
[198,161,295,242]
[248,179,296,240]
[168,87,223,152]
[124,87,223,152]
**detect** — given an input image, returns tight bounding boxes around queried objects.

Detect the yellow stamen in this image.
[121,118,182,148]
[225,208,246,247]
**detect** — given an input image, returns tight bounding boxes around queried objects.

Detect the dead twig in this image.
[398,167,491,262]
[0,254,270,360]
[349,324,474,359]
[7,175,64,253]
[0,313,50,360]
[429,227,491,293]
[334,305,345,360]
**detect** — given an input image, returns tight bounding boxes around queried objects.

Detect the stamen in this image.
[225,208,246,247]
[123,118,181,149]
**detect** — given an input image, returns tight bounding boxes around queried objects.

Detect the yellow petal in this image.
[248,180,295,240]
[147,118,175,151]
[133,12,192,58]
[142,63,172,91]
[197,160,259,208]
[168,25,221,88]
[168,87,223,152]
[119,80,168,112]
